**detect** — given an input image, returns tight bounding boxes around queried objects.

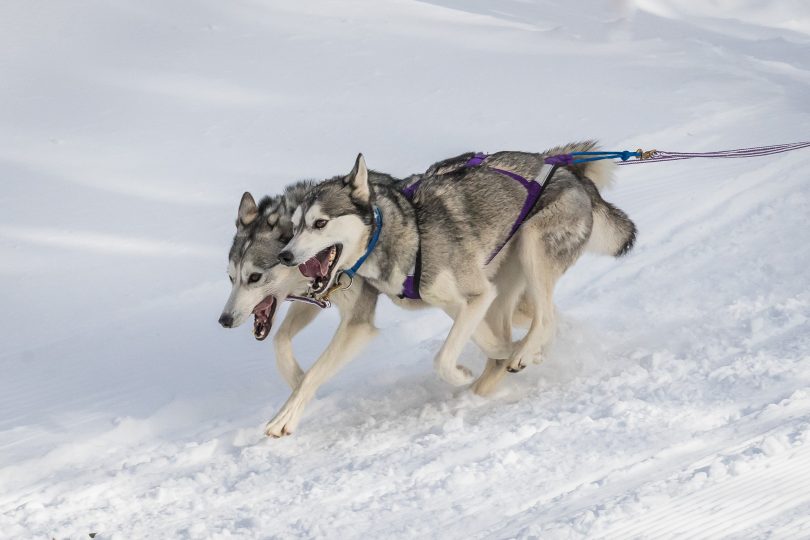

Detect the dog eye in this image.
[248,273,262,284]
[314,219,328,229]
[229,275,235,284]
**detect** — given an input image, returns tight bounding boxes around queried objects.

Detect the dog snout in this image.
[278,250,296,266]
[218,313,234,328]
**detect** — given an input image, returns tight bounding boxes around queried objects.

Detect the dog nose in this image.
[218,313,234,328]
[278,250,295,266]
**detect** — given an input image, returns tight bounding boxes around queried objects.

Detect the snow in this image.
[2,0,810,538]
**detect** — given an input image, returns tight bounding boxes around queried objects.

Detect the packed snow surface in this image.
[2,0,810,538]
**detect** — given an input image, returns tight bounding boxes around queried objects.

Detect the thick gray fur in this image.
[224,142,637,435]
[285,141,637,388]
[222,174,415,437]
[295,141,634,298]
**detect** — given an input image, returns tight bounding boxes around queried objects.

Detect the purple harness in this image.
[287,141,810,307]
[399,153,554,300]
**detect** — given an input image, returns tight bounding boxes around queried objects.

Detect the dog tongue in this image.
[252,295,276,341]
[298,250,330,278]
[298,257,322,278]
[253,295,275,321]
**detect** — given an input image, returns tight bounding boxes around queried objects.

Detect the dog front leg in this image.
[264,319,377,437]
[265,282,379,437]
[273,301,320,390]
[433,285,497,386]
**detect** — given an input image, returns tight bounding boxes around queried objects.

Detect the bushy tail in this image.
[588,198,636,256]
[541,140,615,191]
[542,141,635,257]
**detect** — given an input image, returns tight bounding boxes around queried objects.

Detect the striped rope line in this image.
[543,141,810,166]
[618,141,810,165]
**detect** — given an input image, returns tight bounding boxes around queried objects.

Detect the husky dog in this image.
[221,143,634,436]
[220,173,534,437]
[280,143,635,390]
[219,175,406,436]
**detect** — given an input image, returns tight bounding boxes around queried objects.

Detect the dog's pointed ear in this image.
[344,153,370,202]
[237,192,259,227]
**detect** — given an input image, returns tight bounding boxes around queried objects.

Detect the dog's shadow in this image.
[228,312,632,454]
[292,315,623,444]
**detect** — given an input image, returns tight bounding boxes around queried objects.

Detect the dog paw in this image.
[507,347,541,373]
[264,406,301,438]
[438,364,475,386]
[470,359,507,396]
[506,363,525,373]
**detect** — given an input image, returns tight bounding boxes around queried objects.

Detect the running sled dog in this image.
[219,142,636,436]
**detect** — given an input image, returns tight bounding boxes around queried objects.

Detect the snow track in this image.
[1,0,809,538]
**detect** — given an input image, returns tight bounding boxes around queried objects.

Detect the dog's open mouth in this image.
[298,244,342,295]
[252,295,277,341]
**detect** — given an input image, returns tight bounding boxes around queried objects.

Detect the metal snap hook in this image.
[320,271,354,303]
[336,271,354,291]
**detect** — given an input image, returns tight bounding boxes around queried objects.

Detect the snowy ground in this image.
[2,1,810,538]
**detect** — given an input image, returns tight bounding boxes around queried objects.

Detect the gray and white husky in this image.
[220,143,634,436]
[279,143,634,389]
[219,175,397,436]
[220,172,530,436]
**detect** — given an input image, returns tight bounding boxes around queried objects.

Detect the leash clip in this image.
[637,148,657,160]
[319,270,353,303]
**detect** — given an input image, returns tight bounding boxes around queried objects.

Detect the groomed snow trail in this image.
[1,1,809,538]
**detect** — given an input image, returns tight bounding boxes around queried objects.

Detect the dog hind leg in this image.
[471,259,525,395]
[471,358,510,396]
[506,234,564,373]
[432,283,498,386]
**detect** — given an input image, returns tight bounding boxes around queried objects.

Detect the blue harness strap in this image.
[292,206,382,308]
[289,141,810,309]
[342,206,382,279]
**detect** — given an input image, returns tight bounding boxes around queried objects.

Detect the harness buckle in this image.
[533,163,555,186]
